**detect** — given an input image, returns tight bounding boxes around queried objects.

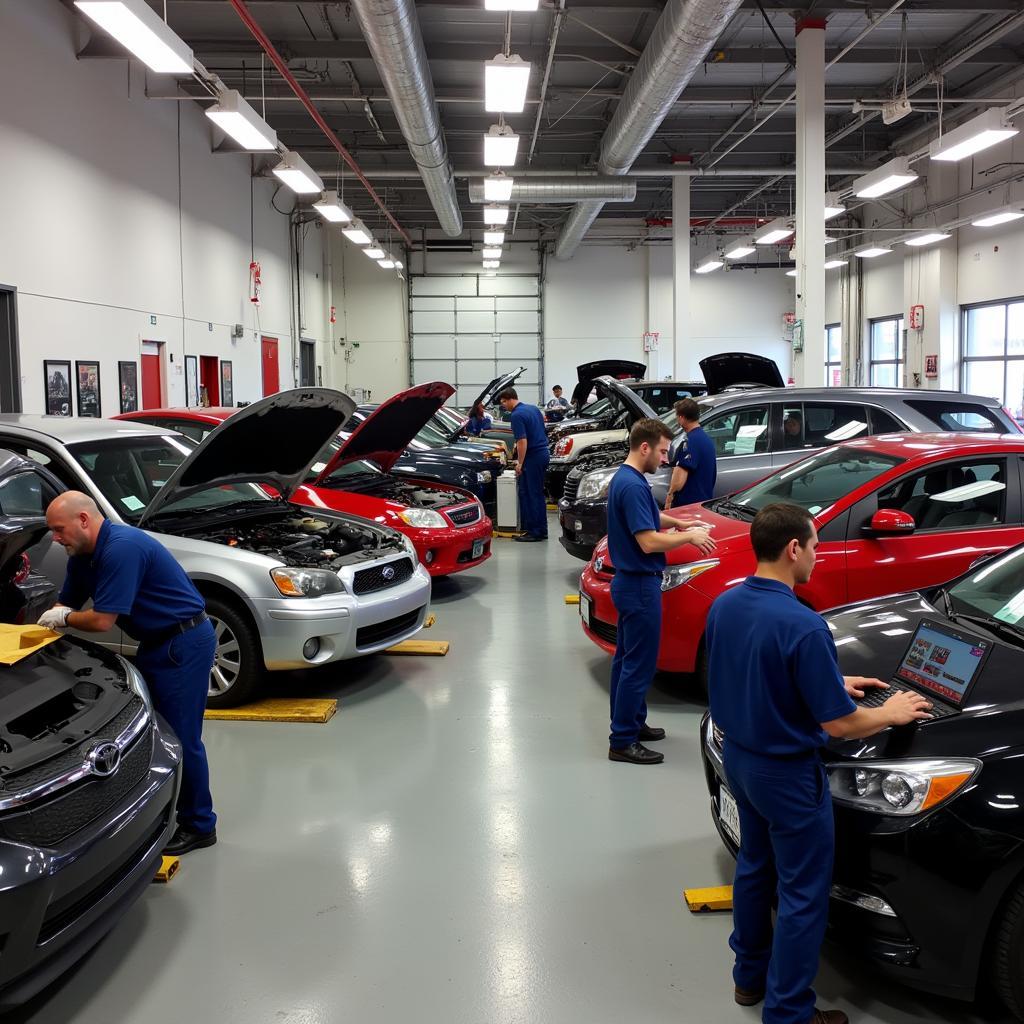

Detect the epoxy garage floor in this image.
[11,536,1014,1024]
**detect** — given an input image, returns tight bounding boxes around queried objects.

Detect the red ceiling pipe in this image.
[227,0,413,247]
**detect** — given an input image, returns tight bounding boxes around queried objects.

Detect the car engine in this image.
[349,478,471,511]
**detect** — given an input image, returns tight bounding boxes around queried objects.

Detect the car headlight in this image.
[270,567,344,598]
[398,508,447,529]
[577,468,616,501]
[661,559,719,592]
[554,437,574,457]
[827,758,980,816]
[476,470,493,484]
[121,657,153,715]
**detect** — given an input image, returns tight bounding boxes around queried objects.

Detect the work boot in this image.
[637,723,666,741]
[808,1010,849,1024]
[734,986,764,1006]
[608,742,664,765]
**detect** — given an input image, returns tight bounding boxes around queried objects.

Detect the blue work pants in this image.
[518,452,550,538]
[608,572,662,748]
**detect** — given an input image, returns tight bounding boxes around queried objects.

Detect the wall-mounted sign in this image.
[925,354,939,379]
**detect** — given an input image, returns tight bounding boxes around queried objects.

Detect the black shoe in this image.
[637,723,666,742]
[513,534,542,543]
[163,825,217,856]
[608,742,664,765]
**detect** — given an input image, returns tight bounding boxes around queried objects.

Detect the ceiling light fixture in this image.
[904,231,951,247]
[485,0,540,9]
[785,269,798,277]
[723,242,756,259]
[205,88,277,151]
[855,246,893,258]
[483,230,505,245]
[482,247,503,259]
[483,205,510,225]
[482,260,501,269]
[824,259,848,269]
[272,151,323,195]
[971,209,1024,228]
[483,172,514,202]
[824,193,846,220]
[394,259,404,270]
[364,247,386,259]
[485,54,532,113]
[74,0,193,74]
[312,191,353,224]
[483,124,520,167]
[929,107,1019,162]
[342,219,373,246]
[695,259,724,274]
[377,259,396,269]
[853,157,918,199]
[754,218,794,245]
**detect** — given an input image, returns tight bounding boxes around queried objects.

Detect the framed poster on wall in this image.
[185,354,199,406]
[44,361,72,416]
[75,361,101,418]
[220,360,233,406]
[118,361,139,413]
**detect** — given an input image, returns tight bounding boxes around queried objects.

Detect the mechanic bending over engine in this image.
[40,491,218,857]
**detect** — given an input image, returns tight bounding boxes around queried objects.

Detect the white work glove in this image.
[38,605,71,630]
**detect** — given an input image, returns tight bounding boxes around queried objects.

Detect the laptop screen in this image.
[895,619,991,706]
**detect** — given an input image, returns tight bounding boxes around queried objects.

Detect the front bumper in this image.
[545,460,572,502]
[557,500,607,561]
[410,516,493,576]
[0,716,181,1010]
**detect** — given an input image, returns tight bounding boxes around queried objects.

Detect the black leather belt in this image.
[141,612,209,649]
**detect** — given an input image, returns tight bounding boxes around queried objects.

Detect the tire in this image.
[203,596,264,709]
[991,881,1024,1021]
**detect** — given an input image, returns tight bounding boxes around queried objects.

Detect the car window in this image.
[161,419,212,444]
[0,438,80,490]
[877,459,1007,531]
[948,545,1024,628]
[868,407,906,434]
[804,403,869,446]
[0,471,58,516]
[636,387,696,414]
[703,405,770,456]
[903,400,1004,432]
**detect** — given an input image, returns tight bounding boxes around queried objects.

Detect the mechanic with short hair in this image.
[545,385,571,423]
[40,491,218,857]
[665,397,717,510]
[499,387,550,543]
[706,502,931,1024]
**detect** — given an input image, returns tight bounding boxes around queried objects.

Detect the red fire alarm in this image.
[909,304,925,330]
[925,354,939,379]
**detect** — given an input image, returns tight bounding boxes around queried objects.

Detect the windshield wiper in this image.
[938,586,954,618]
[948,609,1024,647]
[714,498,756,519]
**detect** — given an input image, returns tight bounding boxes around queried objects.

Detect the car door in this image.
[770,401,871,472]
[700,401,773,495]
[843,454,1024,604]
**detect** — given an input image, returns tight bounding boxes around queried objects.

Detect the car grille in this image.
[352,557,414,595]
[562,474,581,504]
[356,609,420,648]
[589,617,618,646]
[0,729,153,848]
[446,503,482,527]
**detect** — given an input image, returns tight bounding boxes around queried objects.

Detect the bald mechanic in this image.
[40,492,217,856]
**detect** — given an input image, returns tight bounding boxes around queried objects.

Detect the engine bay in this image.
[342,477,472,511]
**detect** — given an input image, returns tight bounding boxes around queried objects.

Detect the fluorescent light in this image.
[482,260,501,269]
[754,218,794,245]
[904,232,951,247]
[929,107,1018,162]
[484,205,510,225]
[205,89,277,151]
[394,259,404,269]
[377,259,396,269]
[485,54,531,113]
[723,243,755,259]
[364,247,386,259]
[342,219,373,245]
[971,209,1024,228]
[785,269,797,277]
[855,246,893,258]
[312,191,353,223]
[483,230,505,245]
[695,259,723,274]
[824,193,846,220]
[74,0,193,75]
[853,157,918,199]
[482,247,503,259]
[484,173,514,202]
[824,259,848,269]
[485,0,539,9]
[484,124,520,167]
[272,152,323,195]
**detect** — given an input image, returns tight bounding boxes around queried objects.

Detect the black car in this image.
[0,452,181,1010]
[701,543,1024,1020]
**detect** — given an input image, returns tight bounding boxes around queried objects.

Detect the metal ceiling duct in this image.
[554,0,745,260]
[348,0,462,237]
[468,177,637,204]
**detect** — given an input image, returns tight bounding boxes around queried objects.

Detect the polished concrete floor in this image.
[14,527,1013,1023]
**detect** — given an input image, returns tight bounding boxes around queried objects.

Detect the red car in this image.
[580,433,1024,681]
[115,382,493,577]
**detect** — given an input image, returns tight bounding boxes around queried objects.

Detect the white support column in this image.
[793,18,826,385]
[672,176,691,379]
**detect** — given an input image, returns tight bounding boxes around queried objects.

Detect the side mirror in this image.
[866,508,916,535]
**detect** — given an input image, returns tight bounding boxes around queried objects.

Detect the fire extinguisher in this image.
[249,260,262,306]
[329,305,336,325]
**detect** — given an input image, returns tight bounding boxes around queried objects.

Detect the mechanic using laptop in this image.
[706,503,931,1024]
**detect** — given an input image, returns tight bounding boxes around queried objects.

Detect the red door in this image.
[141,353,162,409]
[261,337,279,396]
[200,355,219,405]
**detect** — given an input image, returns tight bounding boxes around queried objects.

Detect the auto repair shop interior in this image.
[3,1,1024,1022]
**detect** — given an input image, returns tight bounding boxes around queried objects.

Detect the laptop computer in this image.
[858,617,993,720]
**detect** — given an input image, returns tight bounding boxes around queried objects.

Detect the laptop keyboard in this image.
[859,679,956,720]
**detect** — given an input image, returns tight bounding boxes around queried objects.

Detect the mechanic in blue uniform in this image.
[499,387,551,543]
[665,397,717,510]
[705,503,930,1024]
[606,418,716,764]
[40,491,218,857]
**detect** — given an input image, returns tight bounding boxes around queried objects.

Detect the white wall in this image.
[0,1,328,414]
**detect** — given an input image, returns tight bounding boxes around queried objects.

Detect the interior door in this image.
[200,355,219,405]
[261,337,279,396]
[140,350,162,409]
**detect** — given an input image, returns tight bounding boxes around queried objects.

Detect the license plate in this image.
[574,519,583,533]
[719,784,741,847]
[472,538,485,560]
[579,592,591,623]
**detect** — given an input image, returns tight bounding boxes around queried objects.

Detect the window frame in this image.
[824,323,842,387]
[701,402,772,458]
[960,297,1024,420]
[869,315,906,387]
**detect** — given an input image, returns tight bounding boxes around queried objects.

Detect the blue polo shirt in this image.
[706,577,855,756]
[510,402,550,459]
[60,520,205,641]
[672,425,717,507]
[606,463,665,575]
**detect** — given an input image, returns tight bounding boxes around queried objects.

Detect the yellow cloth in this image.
[0,624,61,665]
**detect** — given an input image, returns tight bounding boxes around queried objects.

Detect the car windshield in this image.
[948,546,1024,630]
[304,437,384,483]
[637,386,697,414]
[68,436,273,522]
[729,446,905,516]
[415,419,452,448]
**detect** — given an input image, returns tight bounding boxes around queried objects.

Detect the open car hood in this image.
[140,388,356,524]
[698,352,784,394]
[590,376,659,423]
[464,367,527,437]
[572,360,647,407]
[315,381,456,478]
[0,517,50,583]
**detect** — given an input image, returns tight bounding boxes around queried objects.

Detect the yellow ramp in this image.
[386,639,450,656]
[683,885,734,913]
[564,594,580,605]
[153,856,180,883]
[204,698,338,723]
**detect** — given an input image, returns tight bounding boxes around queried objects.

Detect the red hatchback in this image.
[580,433,1024,679]
[115,383,493,577]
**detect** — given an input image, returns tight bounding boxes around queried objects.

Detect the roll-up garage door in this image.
[409,275,542,406]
